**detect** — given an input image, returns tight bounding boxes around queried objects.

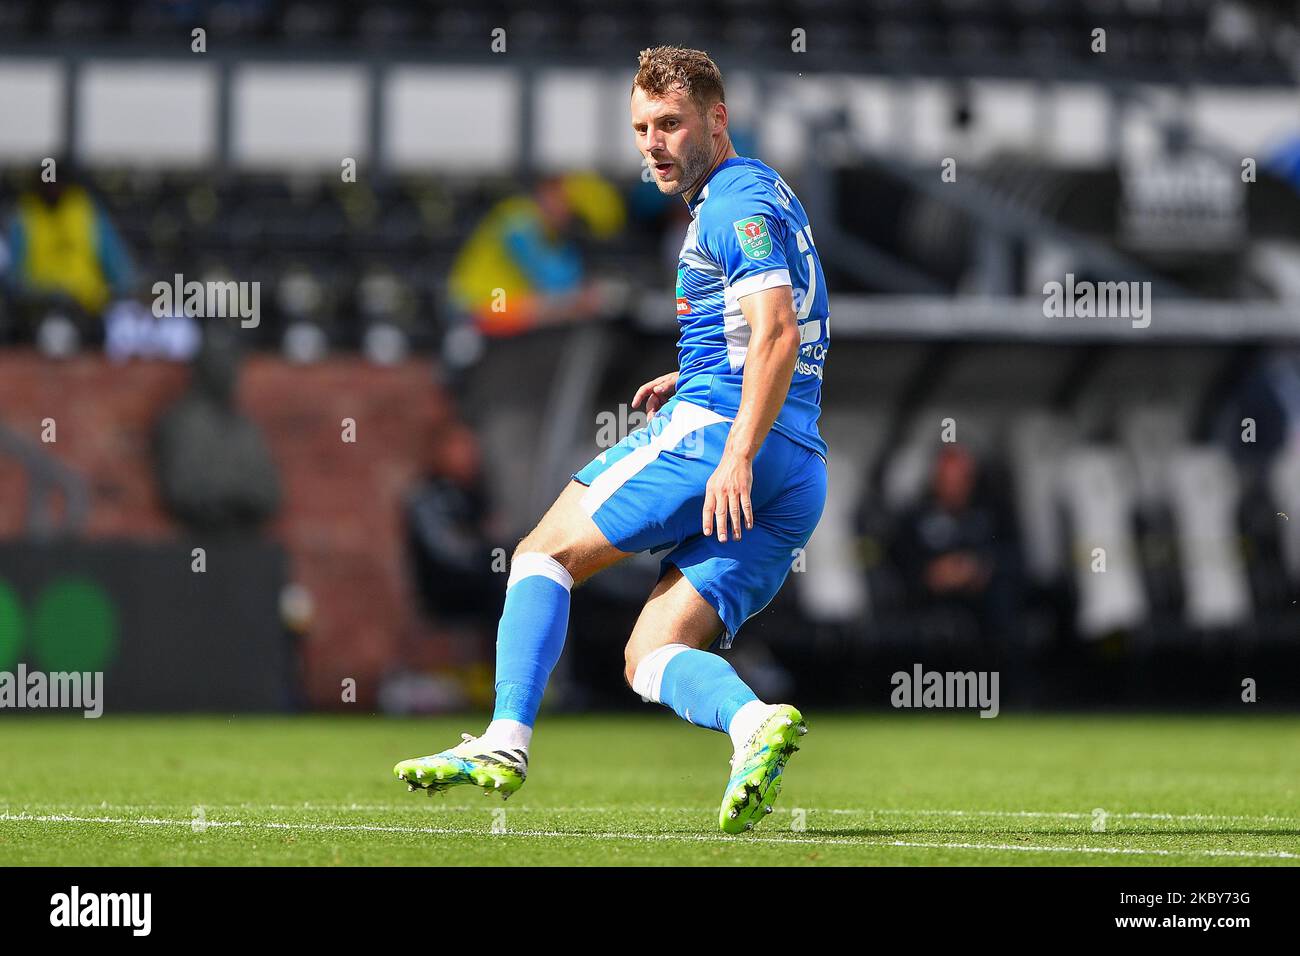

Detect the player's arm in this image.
[702,284,800,542]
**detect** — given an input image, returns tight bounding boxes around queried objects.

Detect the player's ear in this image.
[711,100,727,135]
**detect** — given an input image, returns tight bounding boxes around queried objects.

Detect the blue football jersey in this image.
[673,156,829,460]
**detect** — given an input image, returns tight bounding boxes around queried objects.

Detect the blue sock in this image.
[636,645,758,733]
[492,553,573,727]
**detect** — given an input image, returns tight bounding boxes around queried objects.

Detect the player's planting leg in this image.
[395,481,627,799]
[392,553,570,798]
[485,552,573,744]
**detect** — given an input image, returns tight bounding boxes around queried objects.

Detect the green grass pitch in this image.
[1,713,1297,866]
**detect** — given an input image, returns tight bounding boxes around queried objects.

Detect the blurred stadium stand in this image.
[0,1,1295,78]
[2,0,1299,711]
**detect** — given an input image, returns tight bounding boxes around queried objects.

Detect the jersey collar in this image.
[686,156,747,217]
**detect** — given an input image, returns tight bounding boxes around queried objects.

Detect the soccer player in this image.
[395,46,830,833]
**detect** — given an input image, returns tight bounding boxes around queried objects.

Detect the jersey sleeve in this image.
[697,184,792,301]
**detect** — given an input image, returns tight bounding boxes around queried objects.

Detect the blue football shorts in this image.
[572,396,827,648]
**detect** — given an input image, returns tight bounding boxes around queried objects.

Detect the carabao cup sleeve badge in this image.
[733,216,772,259]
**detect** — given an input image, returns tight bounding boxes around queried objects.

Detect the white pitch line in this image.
[5,803,1297,825]
[870,808,1300,824]
[881,840,1300,860]
[1,811,1296,861]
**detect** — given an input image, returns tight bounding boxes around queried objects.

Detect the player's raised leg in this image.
[394,479,628,798]
[624,566,806,833]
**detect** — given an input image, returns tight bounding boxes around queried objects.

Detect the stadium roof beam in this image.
[826,296,1300,343]
[635,295,1300,343]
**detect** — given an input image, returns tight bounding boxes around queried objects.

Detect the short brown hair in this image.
[632,46,725,115]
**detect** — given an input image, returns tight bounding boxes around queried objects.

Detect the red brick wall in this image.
[0,350,457,708]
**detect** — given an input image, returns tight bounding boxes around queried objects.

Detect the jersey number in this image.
[793,224,822,343]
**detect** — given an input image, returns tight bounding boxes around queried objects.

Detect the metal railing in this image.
[0,423,90,538]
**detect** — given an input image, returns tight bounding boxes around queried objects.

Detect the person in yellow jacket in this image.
[448,172,625,337]
[6,172,134,322]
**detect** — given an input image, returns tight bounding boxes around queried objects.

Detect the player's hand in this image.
[703,450,754,543]
[631,371,678,418]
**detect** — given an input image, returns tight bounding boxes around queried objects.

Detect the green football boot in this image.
[393,733,527,800]
[719,705,807,834]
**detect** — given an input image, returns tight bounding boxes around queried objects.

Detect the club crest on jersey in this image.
[733,216,772,260]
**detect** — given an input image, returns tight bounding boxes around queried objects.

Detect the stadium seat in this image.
[1059,447,1149,637]
[1165,446,1253,631]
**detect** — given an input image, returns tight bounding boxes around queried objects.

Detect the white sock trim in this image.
[479,719,533,752]
[507,552,574,591]
[728,700,776,753]
[631,643,692,704]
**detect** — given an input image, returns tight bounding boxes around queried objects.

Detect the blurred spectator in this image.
[404,422,506,624]
[892,445,1014,643]
[105,299,203,363]
[155,322,281,535]
[446,173,631,536]
[1268,133,1300,193]
[4,166,134,341]
[1213,352,1300,466]
[447,172,625,340]
[0,231,10,341]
